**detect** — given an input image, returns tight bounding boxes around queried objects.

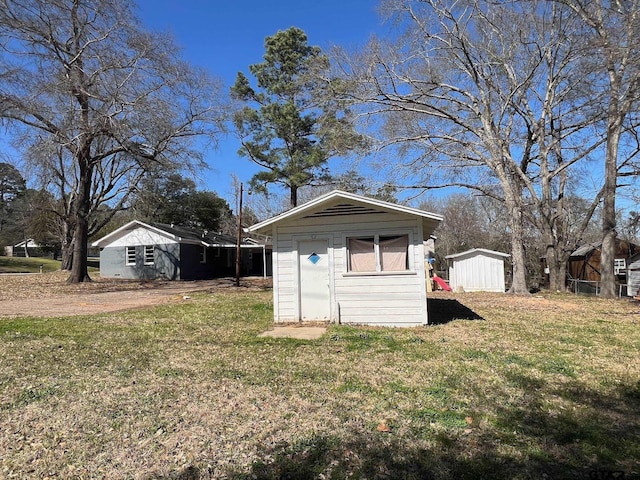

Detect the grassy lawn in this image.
[0,256,62,273]
[0,291,638,479]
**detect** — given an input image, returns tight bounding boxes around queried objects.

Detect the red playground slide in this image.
[433,275,452,291]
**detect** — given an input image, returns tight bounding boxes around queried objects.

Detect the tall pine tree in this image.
[231,27,364,207]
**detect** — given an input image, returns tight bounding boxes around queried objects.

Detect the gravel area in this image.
[0,271,272,317]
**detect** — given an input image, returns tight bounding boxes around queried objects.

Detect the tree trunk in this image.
[60,221,74,270]
[600,228,617,297]
[543,232,569,292]
[290,186,298,208]
[506,202,529,294]
[67,212,90,283]
[558,254,568,292]
[546,245,560,291]
[600,117,621,298]
[67,154,92,283]
[61,246,73,270]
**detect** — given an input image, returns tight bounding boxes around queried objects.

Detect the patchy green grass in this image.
[0,290,639,479]
[0,256,62,273]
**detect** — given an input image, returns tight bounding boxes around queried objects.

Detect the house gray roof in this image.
[147,222,239,246]
[13,238,39,248]
[92,220,268,248]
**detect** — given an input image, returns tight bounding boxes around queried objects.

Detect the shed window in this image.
[614,258,626,275]
[144,245,154,265]
[348,237,376,272]
[348,234,409,272]
[125,246,136,266]
[199,246,207,264]
[380,235,409,271]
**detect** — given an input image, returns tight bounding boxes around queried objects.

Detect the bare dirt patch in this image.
[259,325,328,340]
[0,271,272,317]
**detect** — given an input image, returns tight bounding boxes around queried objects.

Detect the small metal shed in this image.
[627,253,640,297]
[446,248,510,292]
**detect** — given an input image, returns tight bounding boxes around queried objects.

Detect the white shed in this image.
[627,253,640,297]
[248,190,443,327]
[446,248,510,292]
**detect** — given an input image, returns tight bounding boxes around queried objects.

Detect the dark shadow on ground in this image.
[145,381,640,480]
[427,297,484,325]
[219,381,638,480]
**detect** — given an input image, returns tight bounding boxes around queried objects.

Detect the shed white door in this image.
[298,239,330,320]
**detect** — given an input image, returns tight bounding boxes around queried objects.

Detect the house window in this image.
[125,246,136,266]
[614,258,626,275]
[144,245,154,265]
[199,246,207,264]
[348,234,409,272]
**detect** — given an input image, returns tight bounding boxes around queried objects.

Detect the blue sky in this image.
[136,0,386,205]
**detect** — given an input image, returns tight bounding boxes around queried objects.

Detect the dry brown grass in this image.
[0,270,157,301]
[0,288,638,479]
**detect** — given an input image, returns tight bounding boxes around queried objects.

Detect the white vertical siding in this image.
[272,213,429,326]
[449,253,506,292]
[627,255,640,297]
[272,228,298,322]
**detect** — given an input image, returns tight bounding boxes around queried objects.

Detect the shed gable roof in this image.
[248,190,443,236]
[570,240,640,258]
[445,248,510,260]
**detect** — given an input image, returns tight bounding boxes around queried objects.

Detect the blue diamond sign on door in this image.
[308,252,321,265]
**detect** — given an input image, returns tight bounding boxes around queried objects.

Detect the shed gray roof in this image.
[248,190,443,237]
[570,242,601,257]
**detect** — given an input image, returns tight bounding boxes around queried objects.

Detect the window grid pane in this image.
[126,246,136,265]
[144,246,154,265]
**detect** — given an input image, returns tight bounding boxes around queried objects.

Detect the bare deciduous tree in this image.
[0,0,225,282]
[339,0,602,293]
[557,0,640,297]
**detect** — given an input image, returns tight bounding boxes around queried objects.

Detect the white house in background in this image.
[248,190,443,327]
[4,238,41,257]
[446,248,510,292]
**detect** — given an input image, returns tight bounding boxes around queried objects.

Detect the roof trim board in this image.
[445,248,511,260]
[248,190,443,234]
[92,221,264,248]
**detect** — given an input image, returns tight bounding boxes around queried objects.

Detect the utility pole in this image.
[235,182,243,287]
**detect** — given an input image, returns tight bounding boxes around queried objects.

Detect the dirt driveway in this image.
[0,272,271,318]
